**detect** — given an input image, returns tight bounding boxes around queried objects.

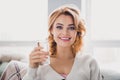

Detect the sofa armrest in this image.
[101,69,120,80]
[0,62,9,77]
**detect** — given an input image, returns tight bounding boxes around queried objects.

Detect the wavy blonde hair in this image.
[48,4,86,56]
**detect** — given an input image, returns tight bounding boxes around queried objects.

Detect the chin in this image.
[59,44,71,48]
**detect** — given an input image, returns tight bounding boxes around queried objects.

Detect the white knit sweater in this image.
[22,53,103,80]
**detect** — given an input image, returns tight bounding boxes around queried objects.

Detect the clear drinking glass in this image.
[37,39,50,65]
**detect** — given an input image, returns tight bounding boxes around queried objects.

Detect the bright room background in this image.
[82,0,120,72]
[0,0,48,62]
[0,0,120,73]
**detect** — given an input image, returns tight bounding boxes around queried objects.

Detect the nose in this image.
[62,29,68,35]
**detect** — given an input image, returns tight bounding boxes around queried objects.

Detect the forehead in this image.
[54,14,74,25]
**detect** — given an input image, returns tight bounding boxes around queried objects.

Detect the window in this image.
[81,0,120,72]
[0,0,48,41]
[91,0,120,69]
[91,0,120,40]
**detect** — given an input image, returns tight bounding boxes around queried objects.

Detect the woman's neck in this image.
[56,46,74,59]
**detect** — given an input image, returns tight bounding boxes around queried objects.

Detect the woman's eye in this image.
[56,26,62,29]
[68,27,75,30]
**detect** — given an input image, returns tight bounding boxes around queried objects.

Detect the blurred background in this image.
[0,0,120,75]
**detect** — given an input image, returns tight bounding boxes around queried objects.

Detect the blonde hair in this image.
[48,4,86,56]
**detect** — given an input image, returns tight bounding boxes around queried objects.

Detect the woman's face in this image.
[51,14,77,48]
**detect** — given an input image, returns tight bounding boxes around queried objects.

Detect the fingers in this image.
[30,56,48,64]
[30,50,49,60]
[30,51,49,60]
[29,47,49,68]
[33,46,43,52]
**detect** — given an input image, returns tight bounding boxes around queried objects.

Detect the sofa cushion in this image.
[0,60,27,80]
[0,50,24,62]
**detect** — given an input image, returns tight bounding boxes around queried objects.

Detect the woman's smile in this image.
[59,37,71,42]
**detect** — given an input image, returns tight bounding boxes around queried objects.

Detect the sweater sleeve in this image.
[90,58,103,80]
[22,67,39,80]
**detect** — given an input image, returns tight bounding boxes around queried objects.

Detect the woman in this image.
[22,4,103,80]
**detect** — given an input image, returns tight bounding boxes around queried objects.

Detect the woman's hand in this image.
[29,46,49,68]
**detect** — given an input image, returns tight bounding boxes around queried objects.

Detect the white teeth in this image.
[61,38,70,40]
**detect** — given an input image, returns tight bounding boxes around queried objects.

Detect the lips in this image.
[59,37,71,41]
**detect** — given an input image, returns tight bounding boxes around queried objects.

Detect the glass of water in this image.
[37,39,50,65]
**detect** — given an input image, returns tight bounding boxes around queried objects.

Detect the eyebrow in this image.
[56,23,74,26]
[56,23,63,26]
[68,24,75,27]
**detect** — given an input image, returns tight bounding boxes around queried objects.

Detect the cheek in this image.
[72,32,77,38]
[52,30,58,37]
[52,31,59,41]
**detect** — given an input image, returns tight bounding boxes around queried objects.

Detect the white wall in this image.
[0,0,48,41]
